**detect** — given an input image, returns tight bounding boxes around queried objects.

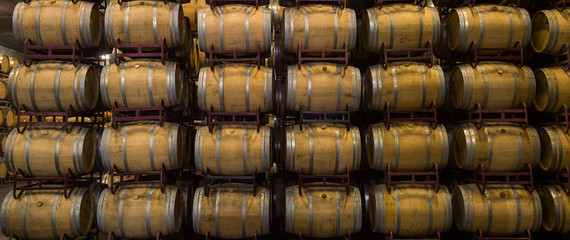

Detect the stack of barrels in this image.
[0,55,19,180]
[95,0,191,238]
[191,1,274,238]
[0,0,104,238]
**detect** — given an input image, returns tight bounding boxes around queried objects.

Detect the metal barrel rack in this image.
[551,0,570,9]
[208,43,262,70]
[113,38,171,65]
[107,163,182,194]
[461,103,529,129]
[23,38,85,67]
[438,0,520,15]
[544,166,570,195]
[209,0,261,8]
[556,44,570,71]
[16,104,104,133]
[379,41,434,69]
[295,0,345,8]
[384,164,440,193]
[473,229,532,240]
[375,0,427,9]
[293,104,351,131]
[297,166,351,196]
[207,105,261,133]
[110,100,181,128]
[465,40,524,68]
[204,168,258,196]
[383,101,438,130]
[297,41,349,69]
[385,230,441,240]
[466,164,534,194]
[11,168,94,199]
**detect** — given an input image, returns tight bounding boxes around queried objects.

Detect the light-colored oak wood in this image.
[13,0,101,48]
[5,110,16,128]
[285,123,361,174]
[369,184,453,237]
[198,4,272,53]
[192,38,209,74]
[453,184,542,236]
[104,0,183,47]
[97,184,183,239]
[192,185,271,239]
[197,63,273,112]
[538,125,570,172]
[0,81,8,100]
[540,185,570,234]
[450,61,535,110]
[9,58,19,70]
[182,0,207,32]
[194,125,272,175]
[7,62,100,112]
[287,63,361,111]
[366,62,446,111]
[453,123,540,172]
[285,185,362,238]
[534,66,570,113]
[0,162,7,179]
[0,55,10,74]
[362,4,440,52]
[0,188,94,239]
[282,5,357,53]
[100,59,182,108]
[447,4,531,52]
[4,126,96,177]
[531,8,570,55]
[367,122,449,172]
[99,121,187,172]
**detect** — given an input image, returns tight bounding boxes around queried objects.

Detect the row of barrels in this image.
[2,181,570,239]
[0,56,19,74]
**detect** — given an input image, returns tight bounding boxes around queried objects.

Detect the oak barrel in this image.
[4,110,16,128]
[538,125,570,172]
[362,4,441,52]
[285,123,361,174]
[8,62,100,112]
[97,184,183,239]
[453,123,540,172]
[370,184,453,237]
[198,4,272,52]
[99,121,187,172]
[367,122,449,172]
[182,0,207,32]
[4,126,96,177]
[100,59,182,109]
[12,0,101,48]
[104,0,183,47]
[0,81,7,100]
[535,66,570,113]
[454,184,542,236]
[285,185,362,238]
[540,185,570,234]
[446,5,531,52]
[194,125,271,175]
[366,62,446,111]
[531,8,570,55]
[287,63,361,111]
[0,55,10,74]
[0,162,7,179]
[450,61,535,110]
[283,5,357,52]
[9,58,19,69]
[197,64,273,112]
[192,185,271,239]
[0,188,94,240]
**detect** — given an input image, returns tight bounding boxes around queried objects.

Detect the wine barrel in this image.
[283,5,357,52]
[450,62,535,110]
[192,185,271,239]
[4,110,16,128]
[454,184,542,235]
[99,121,187,172]
[0,162,7,179]
[13,0,101,48]
[194,125,271,175]
[370,184,453,237]
[0,81,8,100]
[0,188,94,240]
[182,0,207,32]
[446,5,531,52]
[100,59,182,109]
[538,125,570,172]
[0,132,7,155]
[97,184,183,239]
[192,38,209,73]
[8,62,100,112]
[197,64,273,112]
[0,110,5,127]
[198,4,272,53]
[366,62,446,111]
[88,182,106,227]
[9,58,19,69]
[531,8,570,55]
[104,0,183,47]
[285,123,361,174]
[453,123,540,172]
[174,180,193,225]
[0,55,10,73]
[362,4,440,52]
[285,185,362,238]
[287,63,361,111]
[4,126,96,177]
[535,66,570,113]
[367,122,449,172]
[540,185,570,234]
[435,19,453,60]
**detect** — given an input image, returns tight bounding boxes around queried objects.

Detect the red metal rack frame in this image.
[551,0,570,9]
[297,166,350,196]
[16,104,104,133]
[545,166,570,195]
[208,105,261,133]
[473,229,531,240]
[11,168,91,199]
[468,164,534,194]
[462,102,528,130]
[295,0,345,8]
[386,230,440,240]
[114,38,169,65]
[384,164,440,193]
[209,44,261,70]
[23,38,84,67]
[383,100,438,130]
[466,40,524,68]
[204,168,258,196]
[556,44,570,71]
[298,104,351,131]
[379,41,433,69]
[111,100,181,128]
[0,100,11,110]
[555,104,570,133]
[297,42,349,69]
[210,0,260,8]
[108,163,182,194]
